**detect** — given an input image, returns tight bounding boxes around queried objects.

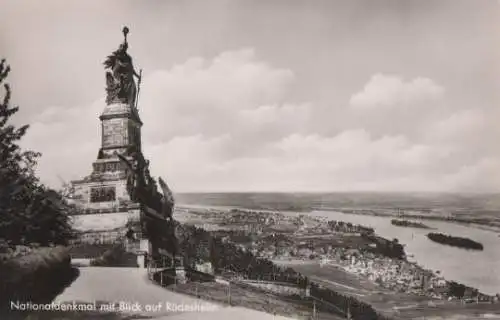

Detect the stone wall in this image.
[70,211,139,232]
[71,230,124,245]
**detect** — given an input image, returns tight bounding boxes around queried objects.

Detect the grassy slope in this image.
[170,281,344,320]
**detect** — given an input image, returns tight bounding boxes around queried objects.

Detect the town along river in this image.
[307,210,500,296]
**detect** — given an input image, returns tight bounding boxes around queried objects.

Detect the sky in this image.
[1,0,499,192]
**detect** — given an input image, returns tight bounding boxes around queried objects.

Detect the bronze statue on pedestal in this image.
[104,27,142,106]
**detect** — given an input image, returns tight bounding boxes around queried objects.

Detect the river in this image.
[306,210,500,296]
[177,204,500,295]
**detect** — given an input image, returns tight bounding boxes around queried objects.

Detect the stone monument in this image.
[68,27,157,268]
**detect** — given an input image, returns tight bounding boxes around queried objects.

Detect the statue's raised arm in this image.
[122,27,141,80]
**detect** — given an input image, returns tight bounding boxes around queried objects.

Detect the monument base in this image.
[137,253,146,268]
[175,266,187,284]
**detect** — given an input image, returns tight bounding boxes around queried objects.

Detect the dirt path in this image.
[54,267,221,318]
[53,267,297,320]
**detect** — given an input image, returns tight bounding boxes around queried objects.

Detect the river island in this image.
[391,219,431,229]
[426,232,484,251]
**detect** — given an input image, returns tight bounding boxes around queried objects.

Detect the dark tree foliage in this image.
[427,232,483,251]
[0,59,74,247]
[310,283,381,319]
[391,219,430,229]
[362,234,406,259]
[176,223,389,319]
[447,281,466,299]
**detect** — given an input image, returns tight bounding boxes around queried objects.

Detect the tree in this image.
[0,59,74,247]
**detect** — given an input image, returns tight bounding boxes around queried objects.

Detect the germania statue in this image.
[103,26,142,106]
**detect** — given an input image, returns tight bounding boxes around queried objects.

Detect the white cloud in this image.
[139,48,296,143]
[22,48,302,188]
[20,49,500,192]
[21,99,104,185]
[151,128,493,192]
[349,74,444,110]
[146,128,456,192]
[428,108,485,141]
[442,158,500,193]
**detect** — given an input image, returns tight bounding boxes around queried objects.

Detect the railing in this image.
[146,266,313,317]
[143,261,395,319]
[240,279,303,287]
[219,269,308,288]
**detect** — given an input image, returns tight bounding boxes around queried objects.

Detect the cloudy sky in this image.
[1,0,499,192]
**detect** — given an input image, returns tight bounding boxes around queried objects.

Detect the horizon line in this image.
[172,190,500,195]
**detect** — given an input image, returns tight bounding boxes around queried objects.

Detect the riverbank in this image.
[177,203,500,234]
[277,240,493,302]
[176,204,500,318]
[337,247,492,300]
[279,261,500,320]
[175,204,500,295]
[329,208,500,234]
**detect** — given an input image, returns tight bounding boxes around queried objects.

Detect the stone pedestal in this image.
[175,267,187,284]
[69,101,143,211]
[303,285,311,298]
[137,253,146,268]
[139,239,149,252]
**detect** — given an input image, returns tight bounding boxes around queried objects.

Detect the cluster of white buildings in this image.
[340,251,449,298]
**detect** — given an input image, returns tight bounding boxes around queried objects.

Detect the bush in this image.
[0,246,78,315]
[90,244,138,267]
[0,58,74,248]
[0,57,79,319]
